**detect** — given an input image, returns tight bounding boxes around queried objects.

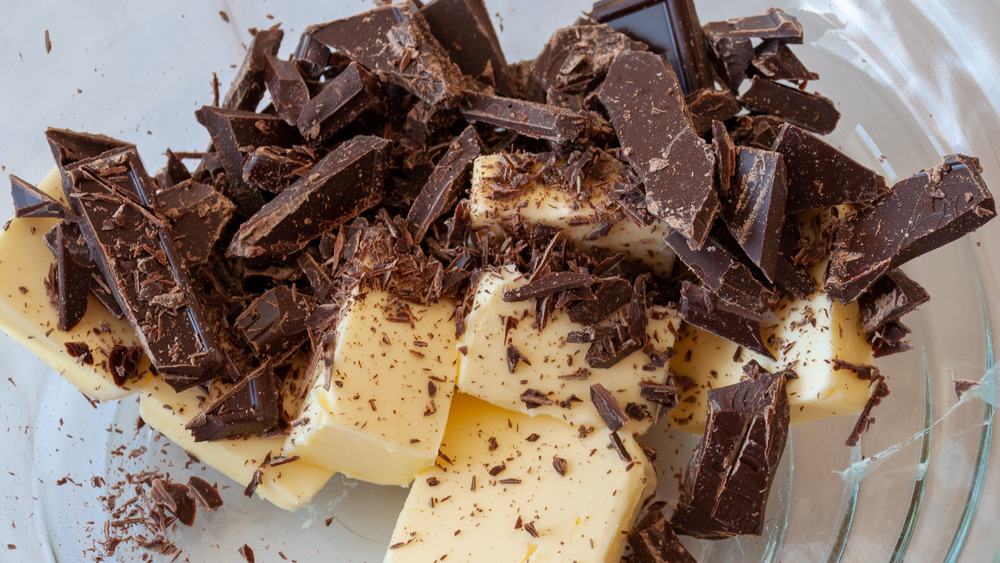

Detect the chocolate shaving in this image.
[552,456,568,476]
[590,382,629,431]
[845,375,891,447]
[9,174,73,219]
[858,269,929,333]
[460,92,587,143]
[503,271,594,302]
[186,476,224,511]
[519,388,554,409]
[506,344,531,373]
[407,126,483,243]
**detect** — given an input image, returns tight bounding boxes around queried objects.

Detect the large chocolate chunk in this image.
[685,89,740,135]
[719,147,788,282]
[858,269,929,333]
[45,127,131,190]
[305,3,464,108]
[680,282,772,357]
[590,0,714,95]
[227,136,390,259]
[297,62,386,145]
[223,24,283,112]
[186,363,280,442]
[156,179,237,266]
[597,51,719,245]
[751,40,818,82]
[845,374,890,446]
[702,21,753,91]
[826,154,996,303]
[43,221,124,319]
[772,123,885,212]
[590,382,629,431]
[45,222,93,331]
[460,92,587,143]
[64,145,223,389]
[740,77,840,135]
[671,364,792,538]
[10,174,72,219]
[503,271,595,303]
[235,285,313,366]
[420,0,514,95]
[628,509,697,563]
[242,146,315,195]
[532,24,646,103]
[264,52,310,126]
[407,126,482,243]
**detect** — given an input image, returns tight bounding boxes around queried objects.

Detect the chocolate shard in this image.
[597,50,719,245]
[671,365,792,538]
[566,278,632,325]
[420,0,514,95]
[45,222,93,331]
[520,388,554,409]
[680,281,773,358]
[869,320,913,358]
[158,149,193,189]
[194,106,303,215]
[44,127,131,170]
[590,382,629,431]
[628,509,697,563]
[503,271,594,303]
[156,179,236,266]
[108,344,143,387]
[712,120,736,193]
[665,229,777,313]
[858,269,929,333]
[293,33,332,80]
[242,146,315,195]
[296,62,386,145]
[227,135,390,259]
[773,256,816,300]
[10,174,73,219]
[740,77,840,135]
[235,285,313,365]
[224,24,284,112]
[772,123,885,213]
[306,3,465,108]
[845,374,890,446]
[296,253,334,301]
[186,362,281,442]
[725,7,803,43]
[65,145,223,390]
[639,379,679,410]
[531,24,646,103]
[43,221,125,319]
[719,146,788,282]
[406,126,482,242]
[685,88,741,135]
[751,40,818,82]
[264,52,310,126]
[187,476,224,511]
[826,154,996,303]
[590,0,714,95]
[150,479,197,527]
[460,92,587,143]
[703,21,754,91]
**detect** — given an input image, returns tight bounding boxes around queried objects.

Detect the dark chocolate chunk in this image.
[460,92,587,143]
[224,24,283,112]
[150,479,197,527]
[740,77,840,135]
[158,149,193,189]
[238,543,256,563]
[566,278,631,325]
[64,145,223,389]
[45,222,93,331]
[825,154,996,303]
[242,146,315,195]
[520,388,554,409]
[264,52,310,126]
[407,126,483,242]
[296,253,334,301]
[227,135,390,259]
[639,379,679,410]
[420,0,514,95]
[773,256,816,300]
[235,285,313,365]
[187,476,224,511]
[680,281,773,358]
[751,40,818,82]
[719,146,788,282]
[306,3,465,107]
[684,88,740,135]
[869,320,913,358]
[156,179,236,265]
[552,456,568,476]
[506,344,531,373]
[590,0,714,95]
[712,120,736,193]
[628,509,697,563]
[108,344,142,387]
[186,362,281,442]
[609,430,632,461]
[671,366,792,538]
[845,374,890,447]
[725,8,803,42]
[703,21,754,91]
[42,221,125,319]
[532,24,646,102]
[590,382,628,431]
[831,359,879,381]
[954,379,980,400]
[296,62,386,145]
[627,278,648,342]
[9,175,72,219]
[772,123,885,213]
[858,269,929,333]
[503,271,594,303]
[597,51,719,245]
[293,33,332,80]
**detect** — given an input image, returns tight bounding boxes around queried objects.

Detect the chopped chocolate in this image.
[772,123,885,213]
[297,253,334,301]
[869,320,913,358]
[150,479,197,527]
[590,382,628,431]
[858,269,929,333]
[826,154,996,303]
[44,127,130,173]
[845,375,890,446]
[725,8,803,42]
[590,0,714,94]
[227,135,390,259]
[293,33,332,80]
[685,88,741,135]
[552,456,568,476]
[159,149,193,188]
[566,278,631,325]
[531,24,646,104]
[460,92,587,143]
[242,146,315,195]
[773,256,816,299]
[751,40,818,82]
[42,221,125,319]
[520,388,554,409]
[238,543,256,563]
[186,476,224,511]
[639,380,679,410]
[306,3,465,107]
[224,24,284,112]
[712,120,736,193]
[156,179,237,265]
[297,62,386,145]
[506,344,531,373]
[627,277,648,342]
[108,344,143,387]
[597,50,719,245]
[503,271,594,303]
[671,366,792,538]
[235,285,313,365]
[9,174,72,219]
[719,146,788,282]
[45,221,93,331]
[740,77,840,135]
[831,359,879,381]
[703,21,754,91]
[680,281,773,358]
[264,52,310,126]
[609,430,632,462]
[628,509,697,563]
[420,0,514,95]
[407,126,483,242]
[186,363,281,442]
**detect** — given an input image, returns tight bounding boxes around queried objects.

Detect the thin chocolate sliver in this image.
[10,174,72,219]
[740,77,840,135]
[869,320,913,358]
[680,282,773,358]
[566,278,631,325]
[187,476,224,511]
[460,92,587,144]
[590,383,629,431]
[520,388,554,409]
[151,479,197,527]
[107,344,142,387]
[46,222,93,331]
[639,380,679,410]
[407,126,483,243]
[502,271,594,303]
[186,363,281,442]
[42,221,125,319]
[224,24,283,112]
[420,0,514,95]
[628,509,697,563]
[296,62,386,145]
[712,120,736,194]
[858,269,929,333]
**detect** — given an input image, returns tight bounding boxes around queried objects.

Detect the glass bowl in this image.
[0,0,997,561]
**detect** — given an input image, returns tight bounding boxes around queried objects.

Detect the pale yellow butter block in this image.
[283,289,458,486]
[0,168,151,400]
[384,393,655,563]
[458,266,679,435]
[470,151,675,276]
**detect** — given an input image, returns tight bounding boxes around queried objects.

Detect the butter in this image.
[384,393,655,563]
[283,289,459,486]
[0,168,151,401]
[458,266,679,435]
[469,152,675,277]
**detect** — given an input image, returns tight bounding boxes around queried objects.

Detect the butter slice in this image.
[470,152,675,276]
[0,168,151,401]
[458,266,679,434]
[284,289,458,486]
[384,393,655,563]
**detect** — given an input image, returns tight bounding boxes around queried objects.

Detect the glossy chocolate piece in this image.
[235,285,313,365]
[305,3,464,108]
[150,479,197,527]
[157,179,236,265]
[45,127,131,190]
[264,52,310,126]
[420,0,514,95]
[293,33,331,80]
[590,0,714,94]
[158,149,193,188]
[680,282,772,357]
[297,62,386,145]
[740,77,840,135]
[858,269,929,333]
[532,24,646,103]
[772,123,885,212]
[703,21,754,91]
[43,220,125,319]
[242,146,315,195]
[407,126,482,243]
[869,320,913,358]
[566,278,631,325]
[597,51,719,245]
[685,89,740,135]
[719,147,787,282]
[227,135,390,259]
[751,40,818,82]
[10,174,72,219]
[712,120,736,193]
[726,8,803,42]
[45,221,93,331]
[460,92,587,143]
[223,24,283,112]
[63,145,223,390]
[671,364,791,538]
[186,362,281,442]
[187,476,224,511]
[826,154,996,303]
[628,509,697,563]
[590,382,629,431]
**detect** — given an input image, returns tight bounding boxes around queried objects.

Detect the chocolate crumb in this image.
[552,456,568,476]
[239,544,255,563]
